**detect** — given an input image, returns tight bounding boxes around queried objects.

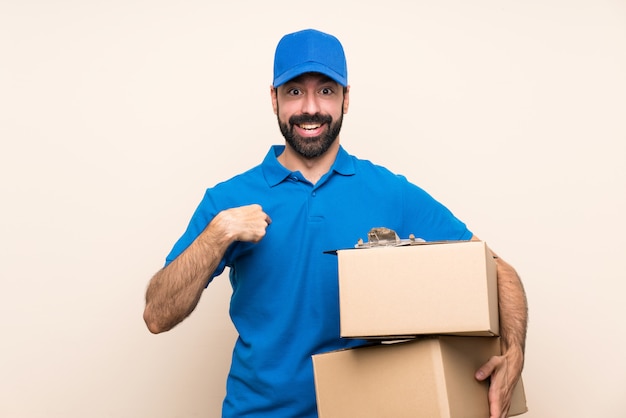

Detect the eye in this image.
[287,88,302,96]
[320,87,333,95]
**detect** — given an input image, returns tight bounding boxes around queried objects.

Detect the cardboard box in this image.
[313,336,528,418]
[337,240,499,338]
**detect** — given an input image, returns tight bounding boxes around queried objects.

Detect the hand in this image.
[475,346,524,418]
[211,204,272,244]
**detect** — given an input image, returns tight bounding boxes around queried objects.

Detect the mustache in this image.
[288,113,332,126]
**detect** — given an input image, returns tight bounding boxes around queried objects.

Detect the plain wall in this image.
[2,0,625,416]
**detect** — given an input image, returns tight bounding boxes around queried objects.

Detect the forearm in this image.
[495,255,528,358]
[143,204,271,333]
[472,235,528,355]
[143,220,232,334]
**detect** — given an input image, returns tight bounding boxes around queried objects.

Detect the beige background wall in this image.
[2,0,625,416]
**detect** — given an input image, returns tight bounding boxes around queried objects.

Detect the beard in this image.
[277,111,344,159]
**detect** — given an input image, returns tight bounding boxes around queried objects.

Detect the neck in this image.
[277,140,340,184]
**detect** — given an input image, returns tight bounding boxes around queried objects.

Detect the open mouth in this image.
[290,114,332,135]
[294,122,326,137]
[299,123,322,131]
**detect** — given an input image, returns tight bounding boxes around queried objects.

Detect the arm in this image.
[472,236,528,418]
[143,204,271,334]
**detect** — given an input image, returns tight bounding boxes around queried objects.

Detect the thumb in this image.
[475,356,499,381]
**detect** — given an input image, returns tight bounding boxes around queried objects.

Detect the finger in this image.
[475,355,500,381]
[249,204,270,225]
[488,382,505,418]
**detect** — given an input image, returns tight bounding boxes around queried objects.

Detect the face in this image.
[272,73,349,159]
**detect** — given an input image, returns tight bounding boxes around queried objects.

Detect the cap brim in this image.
[273,62,347,87]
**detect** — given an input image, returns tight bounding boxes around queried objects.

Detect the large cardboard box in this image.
[313,336,527,418]
[337,240,498,338]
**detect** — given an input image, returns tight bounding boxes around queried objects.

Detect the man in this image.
[143,29,527,418]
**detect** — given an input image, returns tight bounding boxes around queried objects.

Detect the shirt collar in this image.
[262,145,355,188]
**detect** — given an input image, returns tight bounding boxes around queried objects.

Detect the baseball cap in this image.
[273,29,348,88]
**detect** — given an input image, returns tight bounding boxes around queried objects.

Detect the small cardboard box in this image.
[337,240,498,338]
[313,336,528,418]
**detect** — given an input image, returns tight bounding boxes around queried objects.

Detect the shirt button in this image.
[312,191,316,197]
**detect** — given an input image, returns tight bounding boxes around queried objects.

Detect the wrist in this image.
[501,342,525,370]
[205,211,237,246]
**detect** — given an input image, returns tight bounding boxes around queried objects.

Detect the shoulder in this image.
[209,145,283,192]
[347,152,412,185]
[212,164,264,190]
[342,150,439,202]
[199,164,266,210]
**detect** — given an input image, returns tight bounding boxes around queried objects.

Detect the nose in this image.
[300,92,321,115]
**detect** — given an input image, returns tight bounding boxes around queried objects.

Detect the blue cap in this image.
[273,29,348,87]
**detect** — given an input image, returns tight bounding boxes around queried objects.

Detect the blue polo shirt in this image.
[165,145,472,417]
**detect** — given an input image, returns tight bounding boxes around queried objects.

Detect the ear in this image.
[343,85,350,114]
[270,85,278,115]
